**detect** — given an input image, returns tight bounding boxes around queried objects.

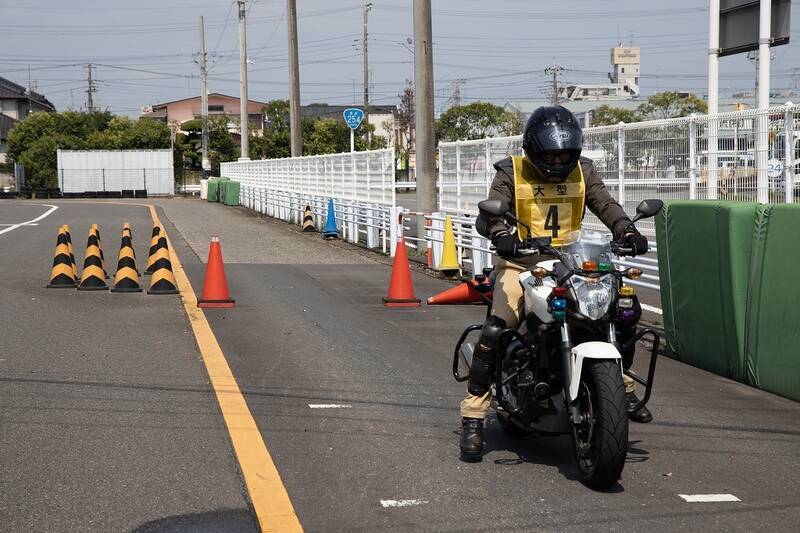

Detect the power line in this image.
[210,1,236,57]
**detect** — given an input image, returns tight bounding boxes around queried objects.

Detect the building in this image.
[141,93,266,131]
[300,103,398,145]
[504,99,642,129]
[0,76,56,163]
[556,46,641,102]
[0,76,56,121]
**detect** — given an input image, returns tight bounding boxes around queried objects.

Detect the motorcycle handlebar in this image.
[489,239,645,258]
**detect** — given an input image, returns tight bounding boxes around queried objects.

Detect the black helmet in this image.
[522,105,582,182]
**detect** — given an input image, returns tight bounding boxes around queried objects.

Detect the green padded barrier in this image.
[218,180,228,203]
[744,204,800,400]
[224,181,240,206]
[207,178,220,202]
[656,201,757,381]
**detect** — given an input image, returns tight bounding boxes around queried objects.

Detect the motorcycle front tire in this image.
[572,360,628,490]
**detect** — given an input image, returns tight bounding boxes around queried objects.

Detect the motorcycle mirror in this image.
[635,199,664,219]
[478,199,510,217]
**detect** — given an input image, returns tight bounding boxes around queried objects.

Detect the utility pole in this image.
[287,0,302,156]
[363,2,372,146]
[544,64,564,105]
[413,0,435,240]
[238,0,249,159]
[26,65,32,117]
[86,63,96,113]
[199,16,210,173]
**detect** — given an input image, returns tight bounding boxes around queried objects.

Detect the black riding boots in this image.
[460,417,484,462]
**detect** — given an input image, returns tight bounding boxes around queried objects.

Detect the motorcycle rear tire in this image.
[572,360,628,490]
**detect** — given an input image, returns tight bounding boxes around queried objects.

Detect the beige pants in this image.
[460,261,636,419]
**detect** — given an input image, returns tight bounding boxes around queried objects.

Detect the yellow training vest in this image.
[512,156,586,246]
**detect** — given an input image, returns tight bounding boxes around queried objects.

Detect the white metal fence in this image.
[57,149,174,195]
[222,149,397,252]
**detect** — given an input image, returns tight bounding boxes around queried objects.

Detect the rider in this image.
[460,105,652,462]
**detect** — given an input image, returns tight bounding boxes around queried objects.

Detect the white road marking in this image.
[641,303,663,315]
[380,499,428,508]
[679,494,741,503]
[0,223,38,226]
[0,204,58,236]
[308,403,352,409]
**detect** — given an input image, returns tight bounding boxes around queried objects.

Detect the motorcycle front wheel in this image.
[571,360,628,489]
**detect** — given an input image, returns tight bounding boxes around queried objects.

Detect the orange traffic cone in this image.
[426,280,492,305]
[198,236,235,308]
[382,236,421,307]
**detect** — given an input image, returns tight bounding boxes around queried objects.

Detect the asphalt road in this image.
[0,201,256,533]
[2,198,799,532]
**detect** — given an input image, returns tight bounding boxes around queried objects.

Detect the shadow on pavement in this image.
[129,509,257,533]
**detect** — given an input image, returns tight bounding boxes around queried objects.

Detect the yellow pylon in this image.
[438,215,461,277]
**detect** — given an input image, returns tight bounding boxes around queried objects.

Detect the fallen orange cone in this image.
[382,236,420,307]
[426,280,492,305]
[198,236,235,308]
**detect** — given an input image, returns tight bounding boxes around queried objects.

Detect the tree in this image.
[19,134,85,188]
[6,111,168,189]
[636,91,707,120]
[253,99,291,159]
[247,98,388,159]
[178,116,239,174]
[396,79,415,165]
[591,105,639,126]
[87,116,170,150]
[435,102,521,142]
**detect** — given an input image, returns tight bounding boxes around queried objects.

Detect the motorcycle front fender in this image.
[567,341,622,402]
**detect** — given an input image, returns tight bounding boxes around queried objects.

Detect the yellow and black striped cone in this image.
[122,222,142,276]
[47,228,77,288]
[147,236,179,295]
[145,225,161,275]
[61,225,78,280]
[111,227,142,293]
[77,228,109,291]
[302,205,315,232]
[89,224,109,278]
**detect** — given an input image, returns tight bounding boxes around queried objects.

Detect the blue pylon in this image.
[322,198,339,239]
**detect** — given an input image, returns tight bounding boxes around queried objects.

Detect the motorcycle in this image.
[452,199,663,489]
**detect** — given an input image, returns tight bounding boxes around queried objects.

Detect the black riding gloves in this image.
[623,231,649,256]
[493,233,520,258]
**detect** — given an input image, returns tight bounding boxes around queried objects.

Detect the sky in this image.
[1,0,799,117]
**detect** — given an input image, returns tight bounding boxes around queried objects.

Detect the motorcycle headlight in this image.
[570,274,614,320]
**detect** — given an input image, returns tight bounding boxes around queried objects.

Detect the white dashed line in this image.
[308,403,352,409]
[380,499,428,508]
[679,494,741,503]
[641,303,663,315]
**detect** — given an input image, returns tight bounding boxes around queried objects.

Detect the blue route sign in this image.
[343,108,365,130]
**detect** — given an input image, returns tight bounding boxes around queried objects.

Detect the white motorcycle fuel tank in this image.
[519,259,560,324]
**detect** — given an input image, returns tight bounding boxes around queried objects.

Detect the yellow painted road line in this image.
[147,205,302,533]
